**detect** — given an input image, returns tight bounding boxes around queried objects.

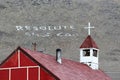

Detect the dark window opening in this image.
[88,63,91,66]
[93,50,97,57]
[83,49,90,56]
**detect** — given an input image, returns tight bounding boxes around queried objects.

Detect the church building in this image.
[0,23,111,80]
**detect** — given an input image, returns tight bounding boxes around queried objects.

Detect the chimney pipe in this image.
[32,42,37,51]
[56,49,62,64]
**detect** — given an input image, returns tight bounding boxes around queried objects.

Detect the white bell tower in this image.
[80,22,99,70]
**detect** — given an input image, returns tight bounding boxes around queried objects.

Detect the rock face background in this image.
[0,0,120,79]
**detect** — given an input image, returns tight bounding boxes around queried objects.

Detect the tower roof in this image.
[80,35,99,49]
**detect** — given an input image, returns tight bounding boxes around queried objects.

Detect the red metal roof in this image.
[18,47,111,80]
[80,35,99,49]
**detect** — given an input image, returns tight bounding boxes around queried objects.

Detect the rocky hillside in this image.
[0,0,120,79]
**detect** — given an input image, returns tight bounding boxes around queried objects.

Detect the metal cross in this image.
[84,22,94,35]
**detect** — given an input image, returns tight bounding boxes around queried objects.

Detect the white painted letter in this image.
[57,32,63,37]
[33,26,39,31]
[39,26,47,30]
[48,26,54,30]
[42,33,50,37]
[25,26,31,30]
[63,26,67,29]
[54,26,62,30]
[16,26,24,31]
[70,25,75,29]
[65,33,72,36]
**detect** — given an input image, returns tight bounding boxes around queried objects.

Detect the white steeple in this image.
[80,23,99,70]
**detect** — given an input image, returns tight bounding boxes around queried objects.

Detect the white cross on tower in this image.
[84,22,94,35]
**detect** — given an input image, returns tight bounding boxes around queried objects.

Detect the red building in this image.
[0,46,111,80]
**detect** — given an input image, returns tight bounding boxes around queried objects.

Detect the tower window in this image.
[83,49,90,56]
[93,50,97,57]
